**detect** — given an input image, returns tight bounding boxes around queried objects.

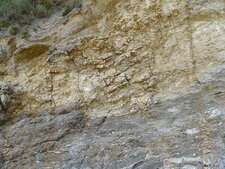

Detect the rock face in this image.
[0,0,225,168]
[0,84,18,126]
[1,68,225,169]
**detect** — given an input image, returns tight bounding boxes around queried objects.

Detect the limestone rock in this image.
[13,43,50,63]
[0,94,11,108]
[0,84,14,95]
[0,84,19,126]
[0,0,225,168]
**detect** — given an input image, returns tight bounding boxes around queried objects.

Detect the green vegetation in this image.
[22,31,30,39]
[62,7,73,16]
[0,0,82,27]
[47,47,58,55]
[0,20,7,28]
[10,26,19,35]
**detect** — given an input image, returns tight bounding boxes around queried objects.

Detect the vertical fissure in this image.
[49,71,56,109]
[186,0,195,77]
[68,52,84,102]
[45,60,56,110]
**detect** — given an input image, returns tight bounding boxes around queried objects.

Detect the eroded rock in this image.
[0,84,19,125]
[0,0,225,168]
[13,43,50,63]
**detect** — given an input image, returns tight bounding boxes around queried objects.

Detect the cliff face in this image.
[0,0,225,168]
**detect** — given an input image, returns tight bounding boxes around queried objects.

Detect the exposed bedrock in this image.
[0,0,225,168]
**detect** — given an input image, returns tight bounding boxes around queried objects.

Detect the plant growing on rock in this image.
[62,6,73,16]
[48,47,58,55]
[22,31,30,39]
[0,0,83,27]
[0,20,7,28]
[9,26,19,35]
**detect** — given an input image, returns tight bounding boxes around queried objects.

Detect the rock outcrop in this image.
[0,84,18,126]
[1,67,225,168]
[0,0,225,168]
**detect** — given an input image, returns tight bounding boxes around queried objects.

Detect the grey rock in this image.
[1,84,14,95]
[1,68,225,168]
[0,94,11,108]
[0,102,3,112]
[181,165,198,169]
[55,102,81,115]
[0,84,16,126]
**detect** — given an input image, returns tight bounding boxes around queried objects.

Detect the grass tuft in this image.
[0,0,82,27]
[10,26,19,35]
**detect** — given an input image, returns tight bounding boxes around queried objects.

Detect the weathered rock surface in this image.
[3,0,225,116]
[0,0,225,168]
[0,84,19,126]
[1,66,225,169]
